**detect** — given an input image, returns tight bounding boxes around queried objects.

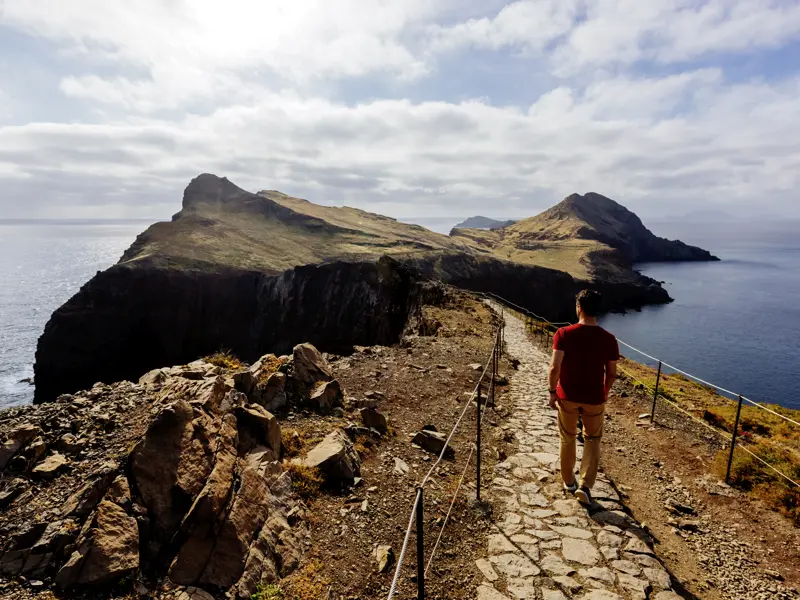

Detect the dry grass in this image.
[281,559,331,600]
[204,350,244,370]
[284,463,324,501]
[618,357,800,525]
[256,355,286,383]
[281,429,305,458]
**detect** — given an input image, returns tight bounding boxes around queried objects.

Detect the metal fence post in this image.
[476,381,482,502]
[415,487,424,600]
[650,361,662,423]
[726,395,744,483]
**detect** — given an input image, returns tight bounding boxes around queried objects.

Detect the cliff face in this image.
[35,257,437,403]
[34,175,679,402]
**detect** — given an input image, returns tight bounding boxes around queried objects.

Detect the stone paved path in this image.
[476,307,682,600]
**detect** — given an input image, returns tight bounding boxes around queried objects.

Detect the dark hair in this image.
[576,289,603,317]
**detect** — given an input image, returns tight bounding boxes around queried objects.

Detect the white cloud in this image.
[0,1,799,220]
[432,0,800,73]
[2,72,799,218]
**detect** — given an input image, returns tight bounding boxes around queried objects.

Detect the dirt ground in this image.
[279,296,516,600]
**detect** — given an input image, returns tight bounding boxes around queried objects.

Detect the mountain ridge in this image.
[34,175,709,402]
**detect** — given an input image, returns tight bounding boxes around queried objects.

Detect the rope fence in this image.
[477,291,800,495]
[386,314,504,600]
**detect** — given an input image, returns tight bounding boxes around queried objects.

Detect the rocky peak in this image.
[180,173,253,211]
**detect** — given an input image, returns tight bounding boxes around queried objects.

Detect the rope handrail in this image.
[386,326,501,600]
[618,364,800,490]
[480,291,800,429]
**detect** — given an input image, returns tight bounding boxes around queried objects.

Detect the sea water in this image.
[1,219,798,410]
[600,221,800,410]
[0,221,147,408]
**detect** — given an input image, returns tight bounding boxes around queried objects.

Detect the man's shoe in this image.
[563,481,578,494]
[575,486,592,506]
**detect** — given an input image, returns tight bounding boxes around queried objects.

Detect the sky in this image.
[0,0,799,221]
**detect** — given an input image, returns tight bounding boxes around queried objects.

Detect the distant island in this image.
[453,216,517,230]
[34,177,717,402]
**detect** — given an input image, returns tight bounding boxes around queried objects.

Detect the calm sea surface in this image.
[1,219,798,410]
[0,222,147,408]
[600,221,800,410]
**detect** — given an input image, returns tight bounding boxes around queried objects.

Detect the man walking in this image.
[548,290,619,506]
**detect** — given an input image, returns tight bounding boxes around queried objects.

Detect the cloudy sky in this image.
[0,0,799,221]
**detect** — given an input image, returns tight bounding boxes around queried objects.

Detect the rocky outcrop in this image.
[1,354,315,598]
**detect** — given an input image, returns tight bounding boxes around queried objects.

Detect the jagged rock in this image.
[178,413,238,530]
[236,403,281,457]
[258,372,288,412]
[107,475,131,508]
[61,462,119,516]
[24,437,48,465]
[57,433,86,454]
[292,343,333,388]
[56,500,139,587]
[139,368,168,386]
[130,399,215,536]
[0,424,40,470]
[303,430,361,485]
[0,478,27,508]
[32,453,69,479]
[359,407,388,434]
[412,429,454,458]
[308,380,343,411]
[375,545,395,573]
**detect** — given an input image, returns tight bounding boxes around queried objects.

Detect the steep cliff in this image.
[34,176,683,402]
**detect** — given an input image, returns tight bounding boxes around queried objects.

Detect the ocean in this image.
[600,220,800,411]
[1,218,798,410]
[0,221,149,408]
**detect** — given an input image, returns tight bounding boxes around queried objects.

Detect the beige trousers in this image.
[557,399,605,489]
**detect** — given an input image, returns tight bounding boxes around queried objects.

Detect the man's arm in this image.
[604,361,617,401]
[548,350,564,409]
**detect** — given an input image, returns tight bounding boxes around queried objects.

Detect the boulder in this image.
[32,453,69,479]
[258,372,287,412]
[412,429,454,459]
[292,343,333,388]
[0,424,40,470]
[130,400,215,536]
[56,500,139,587]
[236,404,281,457]
[308,380,343,412]
[61,462,119,517]
[139,368,168,386]
[303,430,361,485]
[359,408,388,434]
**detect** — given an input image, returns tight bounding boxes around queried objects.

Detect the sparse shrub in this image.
[282,429,304,458]
[252,583,284,600]
[283,559,330,600]
[205,350,244,370]
[284,462,323,500]
[353,433,374,458]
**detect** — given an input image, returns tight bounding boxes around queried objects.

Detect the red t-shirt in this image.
[553,324,620,405]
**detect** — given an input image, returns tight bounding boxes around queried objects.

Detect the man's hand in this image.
[549,391,558,410]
